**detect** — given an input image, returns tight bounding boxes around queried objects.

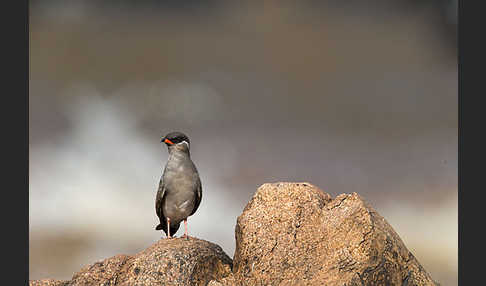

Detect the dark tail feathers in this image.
[155,221,181,237]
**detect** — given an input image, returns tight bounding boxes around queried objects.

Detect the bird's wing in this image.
[155,178,166,221]
[190,176,202,216]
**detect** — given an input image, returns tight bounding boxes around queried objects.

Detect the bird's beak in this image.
[162,138,175,145]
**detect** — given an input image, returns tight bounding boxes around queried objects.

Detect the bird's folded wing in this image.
[190,177,202,216]
[155,179,166,217]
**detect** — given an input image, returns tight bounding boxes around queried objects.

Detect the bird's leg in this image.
[183,219,189,239]
[167,217,171,239]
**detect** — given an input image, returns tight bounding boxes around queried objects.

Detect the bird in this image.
[155,131,202,239]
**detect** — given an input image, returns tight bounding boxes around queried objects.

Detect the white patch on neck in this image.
[178,141,190,148]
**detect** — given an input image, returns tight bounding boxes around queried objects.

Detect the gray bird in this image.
[155,131,202,239]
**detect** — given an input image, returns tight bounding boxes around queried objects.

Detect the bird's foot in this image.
[183,234,191,240]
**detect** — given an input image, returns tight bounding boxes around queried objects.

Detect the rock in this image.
[208,274,237,286]
[29,279,69,286]
[69,254,131,285]
[31,182,440,286]
[30,237,233,286]
[229,182,439,286]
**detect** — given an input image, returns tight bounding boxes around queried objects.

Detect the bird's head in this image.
[161,131,190,153]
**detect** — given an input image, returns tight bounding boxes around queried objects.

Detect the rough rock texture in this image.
[31,182,440,286]
[29,279,69,286]
[208,274,237,286]
[30,237,232,286]
[226,182,438,286]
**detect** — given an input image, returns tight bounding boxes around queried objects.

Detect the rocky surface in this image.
[31,182,439,286]
[215,182,438,286]
[30,237,232,286]
[29,279,69,286]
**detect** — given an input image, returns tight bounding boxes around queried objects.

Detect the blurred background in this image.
[29,1,457,285]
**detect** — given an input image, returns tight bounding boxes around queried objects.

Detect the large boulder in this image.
[30,182,440,286]
[225,182,438,286]
[30,237,233,286]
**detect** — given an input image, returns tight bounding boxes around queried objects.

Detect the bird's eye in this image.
[171,137,183,144]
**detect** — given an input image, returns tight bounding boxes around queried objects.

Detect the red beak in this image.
[164,138,175,145]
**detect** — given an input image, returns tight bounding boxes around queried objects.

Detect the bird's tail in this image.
[155,220,181,237]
